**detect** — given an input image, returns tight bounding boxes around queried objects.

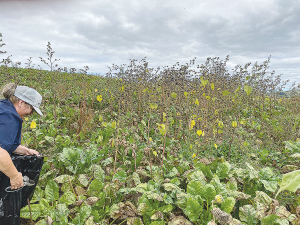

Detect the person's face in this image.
[16,100,34,119]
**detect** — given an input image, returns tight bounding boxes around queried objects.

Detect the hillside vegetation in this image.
[1,38,300,224]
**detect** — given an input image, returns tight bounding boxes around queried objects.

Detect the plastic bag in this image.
[0,153,44,224]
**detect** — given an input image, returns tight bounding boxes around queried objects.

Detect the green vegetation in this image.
[1,36,300,224]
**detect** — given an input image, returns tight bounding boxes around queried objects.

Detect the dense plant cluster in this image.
[1,35,300,224]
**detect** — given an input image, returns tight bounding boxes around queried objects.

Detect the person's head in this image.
[1,83,43,119]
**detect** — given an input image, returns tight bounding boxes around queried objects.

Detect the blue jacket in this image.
[0,99,22,155]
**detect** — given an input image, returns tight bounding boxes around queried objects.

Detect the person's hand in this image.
[26,148,39,156]
[10,172,23,190]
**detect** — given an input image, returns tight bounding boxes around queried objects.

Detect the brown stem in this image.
[27,198,33,225]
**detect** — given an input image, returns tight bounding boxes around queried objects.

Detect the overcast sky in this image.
[1,0,300,87]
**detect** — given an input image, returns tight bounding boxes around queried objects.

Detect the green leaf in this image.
[261,214,280,225]
[244,85,252,95]
[35,219,47,225]
[210,175,228,196]
[221,197,235,213]
[183,197,202,222]
[196,163,213,180]
[56,203,69,224]
[275,170,300,198]
[246,163,259,180]
[261,180,278,192]
[201,184,216,203]
[187,180,203,196]
[88,179,105,197]
[165,167,178,178]
[20,204,42,220]
[239,205,259,224]
[90,164,105,182]
[259,167,274,180]
[59,191,76,205]
[80,205,92,221]
[45,179,59,202]
[78,174,89,187]
[101,157,114,167]
[30,186,44,203]
[186,170,207,185]
[54,174,74,184]
[216,162,231,179]
[225,178,237,191]
[112,170,127,183]
[159,204,173,213]
[163,183,181,192]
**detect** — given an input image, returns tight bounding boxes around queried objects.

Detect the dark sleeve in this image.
[0,112,20,153]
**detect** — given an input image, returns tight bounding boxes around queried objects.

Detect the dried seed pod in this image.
[86,197,99,206]
[210,208,232,225]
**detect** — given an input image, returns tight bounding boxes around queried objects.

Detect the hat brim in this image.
[33,106,43,116]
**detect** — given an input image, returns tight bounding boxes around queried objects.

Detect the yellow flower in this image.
[214,144,218,149]
[24,117,28,121]
[195,98,199,105]
[192,153,196,158]
[184,92,188,97]
[191,120,196,126]
[215,195,223,203]
[97,95,103,102]
[153,151,157,156]
[197,130,202,136]
[95,89,98,92]
[232,121,237,128]
[30,121,36,129]
[149,137,152,142]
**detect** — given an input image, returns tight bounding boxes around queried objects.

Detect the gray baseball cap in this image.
[14,85,43,116]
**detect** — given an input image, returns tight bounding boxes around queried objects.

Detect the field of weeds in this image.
[1,37,300,224]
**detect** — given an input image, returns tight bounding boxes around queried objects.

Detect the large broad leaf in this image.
[90,164,105,182]
[259,167,274,180]
[78,174,89,187]
[201,184,216,203]
[20,204,42,220]
[261,180,278,192]
[79,205,92,221]
[30,186,44,203]
[246,163,259,180]
[166,167,179,178]
[45,179,59,202]
[275,170,300,198]
[210,175,228,196]
[59,191,76,205]
[183,197,202,222]
[239,205,259,224]
[56,203,69,224]
[216,162,231,180]
[196,163,213,180]
[163,183,182,192]
[88,179,105,197]
[187,180,203,196]
[225,178,237,191]
[112,170,127,183]
[221,197,235,213]
[54,174,74,184]
[186,170,207,185]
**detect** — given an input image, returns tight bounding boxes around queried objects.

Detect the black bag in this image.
[0,153,44,224]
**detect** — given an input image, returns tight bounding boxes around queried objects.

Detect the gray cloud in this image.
[0,0,299,86]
